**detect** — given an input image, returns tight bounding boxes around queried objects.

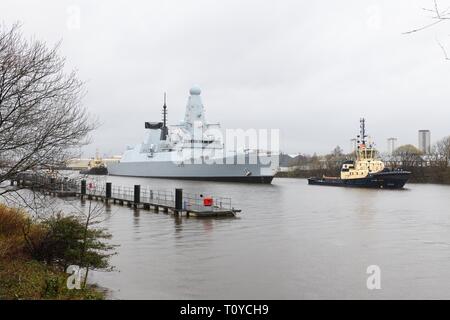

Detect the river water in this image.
[80,176,450,299]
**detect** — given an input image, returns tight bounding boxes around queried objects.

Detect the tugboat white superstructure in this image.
[107,86,277,183]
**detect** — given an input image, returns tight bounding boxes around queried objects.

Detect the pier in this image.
[11,173,241,217]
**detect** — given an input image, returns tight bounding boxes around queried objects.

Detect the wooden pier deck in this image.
[12,173,241,217]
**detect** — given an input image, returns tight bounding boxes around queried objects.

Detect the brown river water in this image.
[5,175,450,299]
[71,176,450,299]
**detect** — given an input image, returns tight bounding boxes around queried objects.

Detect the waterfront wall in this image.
[401,166,450,184]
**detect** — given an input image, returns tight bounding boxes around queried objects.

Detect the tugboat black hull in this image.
[308,171,411,189]
[80,167,108,175]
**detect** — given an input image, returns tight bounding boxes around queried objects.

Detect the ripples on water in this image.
[64,176,450,299]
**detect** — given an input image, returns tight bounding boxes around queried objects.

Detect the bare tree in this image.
[404,0,450,60]
[323,146,347,171]
[393,144,424,167]
[0,23,95,195]
[62,180,116,289]
[433,136,450,166]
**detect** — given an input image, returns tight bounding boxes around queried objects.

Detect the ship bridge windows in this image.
[342,163,354,170]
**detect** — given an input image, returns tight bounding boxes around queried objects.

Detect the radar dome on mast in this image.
[184,85,206,130]
[190,85,201,95]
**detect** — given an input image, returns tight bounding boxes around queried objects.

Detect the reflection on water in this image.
[72,177,450,299]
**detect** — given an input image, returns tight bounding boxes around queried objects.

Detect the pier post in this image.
[134,185,141,205]
[175,188,183,215]
[106,182,112,199]
[81,180,86,197]
[63,177,68,191]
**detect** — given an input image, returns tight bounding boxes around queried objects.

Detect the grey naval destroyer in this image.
[107,86,277,183]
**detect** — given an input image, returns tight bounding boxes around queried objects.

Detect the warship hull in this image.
[308,171,411,189]
[107,158,275,184]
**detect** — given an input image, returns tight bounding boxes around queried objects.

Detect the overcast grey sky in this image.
[2,0,450,156]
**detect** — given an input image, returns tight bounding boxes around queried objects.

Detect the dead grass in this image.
[0,204,104,300]
[0,205,29,259]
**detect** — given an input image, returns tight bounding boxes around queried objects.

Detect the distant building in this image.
[350,138,357,153]
[66,158,90,170]
[418,130,431,154]
[66,156,121,170]
[387,137,397,155]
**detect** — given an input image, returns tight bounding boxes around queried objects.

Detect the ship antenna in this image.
[360,118,367,145]
[163,92,167,128]
[160,92,169,141]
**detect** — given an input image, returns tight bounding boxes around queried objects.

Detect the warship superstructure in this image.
[107,86,277,183]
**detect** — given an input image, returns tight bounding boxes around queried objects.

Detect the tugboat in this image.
[80,151,108,175]
[308,119,410,189]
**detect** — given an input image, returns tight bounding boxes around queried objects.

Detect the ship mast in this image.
[360,118,366,145]
[160,92,168,141]
[357,118,368,159]
[163,92,167,127]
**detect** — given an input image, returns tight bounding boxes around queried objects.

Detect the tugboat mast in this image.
[359,118,367,146]
[356,118,369,159]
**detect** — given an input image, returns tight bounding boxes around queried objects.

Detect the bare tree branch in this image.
[405,0,450,61]
[0,23,97,198]
[403,18,444,34]
[436,37,450,59]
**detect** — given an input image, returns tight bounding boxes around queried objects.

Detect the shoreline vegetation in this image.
[0,204,111,300]
[0,24,104,300]
[0,258,104,300]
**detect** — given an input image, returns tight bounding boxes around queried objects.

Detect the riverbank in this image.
[276,167,450,184]
[0,259,104,300]
[0,204,104,300]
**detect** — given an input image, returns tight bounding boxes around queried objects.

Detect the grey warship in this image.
[107,86,277,183]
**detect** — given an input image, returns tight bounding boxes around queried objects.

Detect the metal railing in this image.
[182,192,232,211]
[141,188,174,207]
[13,173,235,211]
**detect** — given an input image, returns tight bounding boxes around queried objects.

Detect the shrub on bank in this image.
[0,204,111,300]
